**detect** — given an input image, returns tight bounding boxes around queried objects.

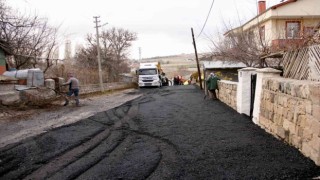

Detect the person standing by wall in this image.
[206,72,220,100]
[61,72,80,106]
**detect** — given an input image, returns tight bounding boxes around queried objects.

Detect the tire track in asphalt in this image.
[89,91,183,179]
[23,128,112,180]
[47,131,126,180]
[21,104,131,179]
[120,94,184,179]
[0,120,106,179]
[128,130,184,180]
[2,89,186,179]
[74,134,161,180]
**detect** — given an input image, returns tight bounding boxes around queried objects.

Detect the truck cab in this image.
[137,62,162,87]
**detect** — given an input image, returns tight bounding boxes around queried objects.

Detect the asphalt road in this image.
[0,85,320,179]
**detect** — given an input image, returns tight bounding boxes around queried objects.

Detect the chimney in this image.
[258,0,266,14]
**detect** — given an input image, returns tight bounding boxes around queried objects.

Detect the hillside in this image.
[136,53,209,79]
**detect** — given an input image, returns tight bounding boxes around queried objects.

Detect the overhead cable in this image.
[197,0,215,38]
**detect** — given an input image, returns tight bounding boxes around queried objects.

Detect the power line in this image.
[197,0,215,38]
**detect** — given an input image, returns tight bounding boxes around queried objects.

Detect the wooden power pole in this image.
[191,28,203,90]
[93,16,104,92]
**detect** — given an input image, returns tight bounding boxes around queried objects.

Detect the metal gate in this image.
[250,74,257,117]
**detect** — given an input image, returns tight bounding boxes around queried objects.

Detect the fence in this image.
[283,44,320,81]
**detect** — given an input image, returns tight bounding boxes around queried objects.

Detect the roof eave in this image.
[224,0,299,36]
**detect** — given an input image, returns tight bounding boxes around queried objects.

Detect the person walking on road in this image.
[61,72,80,106]
[206,72,220,100]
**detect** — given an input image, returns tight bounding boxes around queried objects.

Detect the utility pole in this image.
[191,28,203,90]
[139,47,142,61]
[93,16,104,92]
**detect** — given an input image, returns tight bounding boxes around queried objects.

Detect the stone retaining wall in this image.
[260,77,320,165]
[79,82,136,94]
[218,80,238,110]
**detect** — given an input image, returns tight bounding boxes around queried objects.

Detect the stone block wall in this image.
[218,80,238,110]
[259,77,320,165]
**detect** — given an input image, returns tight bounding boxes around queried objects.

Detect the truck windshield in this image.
[139,69,157,75]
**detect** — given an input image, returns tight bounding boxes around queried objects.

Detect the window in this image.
[138,69,157,75]
[286,21,301,39]
[259,26,265,41]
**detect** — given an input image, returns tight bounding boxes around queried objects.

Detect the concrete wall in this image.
[218,80,238,110]
[0,81,136,106]
[237,68,257,116]
[259,77,320,165]
[79,82,136,94]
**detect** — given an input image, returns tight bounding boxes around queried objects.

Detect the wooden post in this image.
[191,28,203,90]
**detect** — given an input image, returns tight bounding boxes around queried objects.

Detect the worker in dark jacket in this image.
[206,73,220,100]
[61,72,80,106]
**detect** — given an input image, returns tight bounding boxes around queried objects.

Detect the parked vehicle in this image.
[137,62,165,87]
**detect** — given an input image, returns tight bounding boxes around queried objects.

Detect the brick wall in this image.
[218,80,238,110]
[260,77,320,165]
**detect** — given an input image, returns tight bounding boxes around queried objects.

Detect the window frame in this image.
[285,21,301,39]
[259,25,265,42]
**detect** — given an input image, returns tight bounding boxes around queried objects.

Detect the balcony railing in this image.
[271,39,305,52]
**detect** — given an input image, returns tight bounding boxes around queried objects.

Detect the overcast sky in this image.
[7,0,280,59]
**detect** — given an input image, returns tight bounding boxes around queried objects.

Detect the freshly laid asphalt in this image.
[0,85,320,179]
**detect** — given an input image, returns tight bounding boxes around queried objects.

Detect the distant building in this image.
[64,40,72,61]
[52,47,60,60]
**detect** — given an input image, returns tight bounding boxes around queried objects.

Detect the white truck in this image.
[137,62,164,87]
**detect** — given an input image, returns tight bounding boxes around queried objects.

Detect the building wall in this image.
[239,0,320,47]
[217,80,238,110]
[272,19,320,39]
[259,77,320,165]
[270,0,320,17]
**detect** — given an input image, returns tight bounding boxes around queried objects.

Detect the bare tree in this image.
[103,27,137,61]
[209,20,270,67]
[0,0,60,72]
[74,27,137,82]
